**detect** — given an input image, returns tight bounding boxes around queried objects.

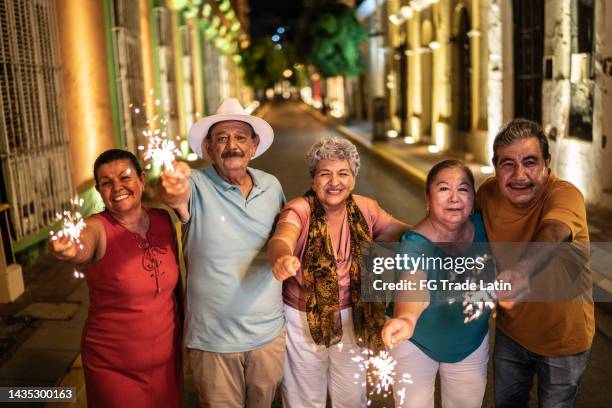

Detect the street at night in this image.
[1,0,612,407]
[1,100,611,407]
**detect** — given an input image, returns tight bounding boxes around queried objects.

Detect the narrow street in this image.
[193,101,611,407]
[0,101,610,407]
[1,0,611,406]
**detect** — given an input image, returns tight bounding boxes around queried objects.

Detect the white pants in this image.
[282,304,366,408]
[391,333,489,408]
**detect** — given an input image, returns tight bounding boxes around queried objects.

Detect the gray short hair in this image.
[306,136,361,177]
[492,118,550,165]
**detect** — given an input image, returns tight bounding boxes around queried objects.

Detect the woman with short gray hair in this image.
[306,136,361,177]
[268,136,410,407]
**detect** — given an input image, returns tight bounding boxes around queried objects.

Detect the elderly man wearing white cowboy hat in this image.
[159,98,286,408]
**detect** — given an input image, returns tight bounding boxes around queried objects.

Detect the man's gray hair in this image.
[492,118,550,165]
[306,136,361,177]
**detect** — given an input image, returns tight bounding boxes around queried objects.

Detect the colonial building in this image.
[354,0,611,207]
[0,0,251,298]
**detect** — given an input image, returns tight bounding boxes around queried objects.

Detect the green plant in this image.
[296,1,367,78]
[240,38,288,91]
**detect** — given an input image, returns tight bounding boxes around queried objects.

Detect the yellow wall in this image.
[140,0,156,119]
[55,0,116,190]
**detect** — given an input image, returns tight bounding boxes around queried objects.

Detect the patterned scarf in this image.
[302,189,386,351]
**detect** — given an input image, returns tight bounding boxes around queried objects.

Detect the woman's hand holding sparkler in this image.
[48,196,91,262]
[383,270,429,347]
[382,316,417,348]
[272,255,300,281]
[49,234,80,260]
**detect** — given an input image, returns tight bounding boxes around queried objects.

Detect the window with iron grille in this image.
[201,34,221,115]
[513,0,544,124]
[110,0,146,152]
[0,0,73,241]
[179,24,196,131]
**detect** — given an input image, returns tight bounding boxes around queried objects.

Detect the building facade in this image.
[353,0,611,207]
[0,0,251,270]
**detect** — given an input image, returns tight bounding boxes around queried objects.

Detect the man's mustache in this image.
[221,150,245,158]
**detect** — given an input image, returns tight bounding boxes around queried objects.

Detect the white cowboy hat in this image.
[188,98,274,159]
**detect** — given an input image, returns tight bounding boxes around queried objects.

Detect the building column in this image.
[486,0,503,163]
[55,0,117,191]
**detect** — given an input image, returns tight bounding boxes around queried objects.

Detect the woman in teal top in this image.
[382,160,492,408]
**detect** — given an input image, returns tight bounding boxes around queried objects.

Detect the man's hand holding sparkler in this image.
[496,268,530,309]
[159,161,191,223]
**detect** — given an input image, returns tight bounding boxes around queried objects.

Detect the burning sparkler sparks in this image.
[351,348,413,405]
[140,136,181,172]
[132,89,187,172]
[462,290,497,323]
[50,196,86,250]
[446,253,497,323]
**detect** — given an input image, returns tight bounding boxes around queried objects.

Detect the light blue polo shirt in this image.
[183,165,285,352]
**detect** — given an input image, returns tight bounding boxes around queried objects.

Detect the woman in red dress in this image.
[49,149,182,407]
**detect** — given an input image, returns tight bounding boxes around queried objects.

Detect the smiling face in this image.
[96,159,145,214]
[203,120,259,178]
[312,159,356,211]
[494,137,550,209]
[426,166,474,227]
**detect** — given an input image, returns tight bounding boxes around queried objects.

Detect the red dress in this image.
[82,208,181,407]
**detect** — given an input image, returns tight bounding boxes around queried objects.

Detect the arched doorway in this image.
[420,20,433,141]
[451,5,471,151]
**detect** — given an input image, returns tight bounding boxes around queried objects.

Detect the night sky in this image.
[248,0,303,41]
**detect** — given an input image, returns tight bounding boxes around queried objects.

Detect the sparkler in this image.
[134,89,187,172]
[447,254,497,323]
[49,196,86,250]
[461,290,496,323]
[139,135,181,172]
[350,348,412,406]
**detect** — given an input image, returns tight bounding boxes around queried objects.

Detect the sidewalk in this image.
[0,253,89,407]
[300,102,612,339]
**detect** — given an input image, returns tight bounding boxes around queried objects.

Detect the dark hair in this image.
[492,118,550,165]
[205,120,258,141]
[425,159,475,195]
[93,149,143,187]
